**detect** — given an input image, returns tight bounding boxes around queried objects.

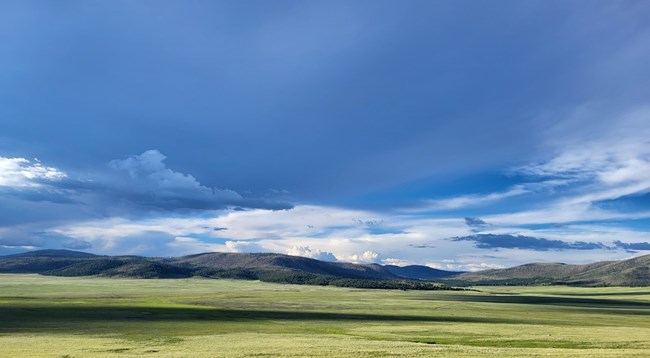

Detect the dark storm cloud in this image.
[3,2,649,202]
[450,234,609,251]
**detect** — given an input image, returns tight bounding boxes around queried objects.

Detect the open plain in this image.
[1,274,650,357]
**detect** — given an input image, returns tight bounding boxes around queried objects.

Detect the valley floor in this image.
[1,274,650,357]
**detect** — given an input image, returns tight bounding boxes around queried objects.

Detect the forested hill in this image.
[0,250,459,290]
[3,250,650,287]
[442,254,650,286]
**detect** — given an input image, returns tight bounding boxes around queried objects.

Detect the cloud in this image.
[0,150,292,223]
[465,217,489,228]
[0,150,295,255]
[0,229,91,251]
[339,251,381,264]
[409,243,435,249]
[407,186,528,212]
[15,201,648,269]
[35,232,92,250]
[0,187,77,204]
[476,106,650,228]
[354,219,383,226]
[464,217,491,233]
[520,106,650,179]
[225,240,267,253]
[0,227,46,248]
[104,150,292,211]
[0,156,76,206]
[613,240,650,253]
[48,205,415,260]
[450,233,609,251]
[428,259,505,272]
[518,107,650,206]
[286,246,337,262]
[381,257,412,266]
[166,237,223,256]
[0,157,66,188]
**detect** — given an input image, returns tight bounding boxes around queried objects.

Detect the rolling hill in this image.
[0,250,459,289]
[3,250,650,287]
[174,252,394,279]
[443,254,650,286]
[382,264,461,280]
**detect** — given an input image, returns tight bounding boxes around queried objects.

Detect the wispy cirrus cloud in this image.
[401,177,577,214]
[405,185,529,212]
[471,105,650,227]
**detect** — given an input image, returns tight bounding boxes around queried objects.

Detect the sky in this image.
[1,1,650,271]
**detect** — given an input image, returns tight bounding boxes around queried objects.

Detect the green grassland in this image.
[1,275,650,357]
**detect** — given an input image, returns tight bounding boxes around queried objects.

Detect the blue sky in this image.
[1,1,650,270]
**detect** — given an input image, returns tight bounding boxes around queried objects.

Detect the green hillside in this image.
[0,250,453,290]
[445,254,650,286]
[4,250,650,287]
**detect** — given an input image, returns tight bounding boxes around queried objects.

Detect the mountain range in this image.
[1,249,649,287]
[0,249,460,290]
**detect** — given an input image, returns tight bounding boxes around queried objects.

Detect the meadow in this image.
[1,274,650,357]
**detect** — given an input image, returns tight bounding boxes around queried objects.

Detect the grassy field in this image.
[1,274,650,357]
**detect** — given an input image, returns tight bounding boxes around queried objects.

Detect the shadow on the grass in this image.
[551,292,650,297]
[413,293,650,310]
[0,304,526,332]
[3,293,650,334]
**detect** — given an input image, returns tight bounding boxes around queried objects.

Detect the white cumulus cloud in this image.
[287,246,337,261]
[339,250,380,264]
[106,150,244,209]
[0,157,66,188]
